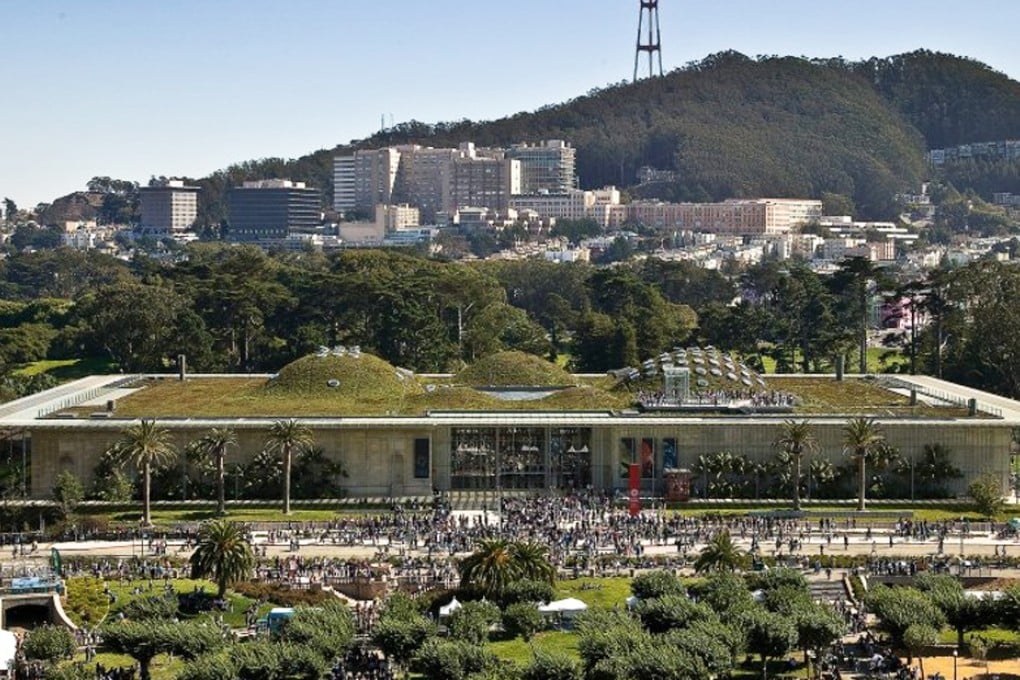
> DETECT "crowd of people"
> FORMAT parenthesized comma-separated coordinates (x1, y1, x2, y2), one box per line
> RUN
(638, 387, 797, 410)
(332, 646, 395, 680)
(38, 494, 1018, 598)
(5, 493, 1018, 680)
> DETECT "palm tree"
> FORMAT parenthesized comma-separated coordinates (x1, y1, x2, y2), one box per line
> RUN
(459, 538, 519, 598)
(189, 518, 255, 598)
(510, 540, 556, 584)
(694, 530, 745, 573)
(774, 420, 818, 511)
(193, 427, 237, 516)
(263, 419, 313, 515)
(843, 416, 885, 511)
(106, 419, 177, 527)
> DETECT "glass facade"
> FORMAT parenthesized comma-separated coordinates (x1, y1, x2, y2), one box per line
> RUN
(450, 427, 591, 490)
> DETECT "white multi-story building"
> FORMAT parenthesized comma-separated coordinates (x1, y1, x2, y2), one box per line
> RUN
(376, 203, 419, 231)
(509, 186, 621, 229)
(506, 140, 576, 194)
(138, 180, 199, 234)
(333, 156, 356, 212)
(333, 148, 402, 214)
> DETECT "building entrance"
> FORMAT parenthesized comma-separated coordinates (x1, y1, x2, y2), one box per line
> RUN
(450, 426, 592, 491)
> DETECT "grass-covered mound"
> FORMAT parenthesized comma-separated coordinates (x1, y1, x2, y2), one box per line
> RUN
(536, 385, 628, 410)
(455, 351, 575, 387)
(404, 386, 503, 412)
(267, 352, 422, 400)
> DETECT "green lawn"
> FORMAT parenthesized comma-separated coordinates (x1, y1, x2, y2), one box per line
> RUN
(489, 630, 578, 666)
(938, 626, 1020, 650)
(92, 507, 386, 526)
(58, 651, 183, 680)
(105, 578, 263, 628)
(65, 577, 273, 629)
(555, 577, 632, 609)
(15, 357, 116, 379)
(760, 347, 907, 375)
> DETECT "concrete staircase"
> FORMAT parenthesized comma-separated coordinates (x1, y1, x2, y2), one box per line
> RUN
(807, 577, 848, 603)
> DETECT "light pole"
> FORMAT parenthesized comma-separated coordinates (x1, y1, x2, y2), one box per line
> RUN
(953, 649, 958, 680)
(959, 528, 965, 575)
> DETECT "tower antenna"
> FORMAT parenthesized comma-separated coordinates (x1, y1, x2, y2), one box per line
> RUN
(633, 0, 663, 82)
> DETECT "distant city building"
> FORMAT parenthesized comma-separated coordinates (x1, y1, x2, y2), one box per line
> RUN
(227, 180, 320, 242)
(636, 166, 678, 184)
(506, 140, 576, 194)
(993, 192, 1020, 207)
(61, 219, 98, 234)
(928, 140, 1020, 167)
(376, 203, 420, 231)
(544, 246, 590, 263)
(333, 139, 573, 220)
(509, 186, 621, 228)
(393, 145, 460, 222)
(337, 203, 420, 244)
(627, 198, 822, 236)
(332, 156, 357, 212)
(447, 154, 520, 213)
(138, 180, 199, 234)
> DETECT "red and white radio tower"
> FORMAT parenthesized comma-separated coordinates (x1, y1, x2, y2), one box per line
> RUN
(633, 0, 664, 82)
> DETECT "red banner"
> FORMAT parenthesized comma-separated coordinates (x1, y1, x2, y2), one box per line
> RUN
(628, 463, 641, 517)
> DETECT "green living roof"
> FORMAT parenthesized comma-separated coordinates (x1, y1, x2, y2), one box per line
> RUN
(92, 350, 973, 419)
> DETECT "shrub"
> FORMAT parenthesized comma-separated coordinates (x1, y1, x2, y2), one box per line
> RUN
(969, 474, 1006, 518)
(231, 581, 330, 607)
(63, 577, 110, 626)
(630, 570, 686, 601)
(447, 600, 500, 645)
(523, 651, 582, 680)
(22, 625, 75, 661)
(503, 602, 543, 641)
(413, 638, 495, 680)
(52, 471, 84, 518)
(120, 594, 178, 621)
(499, 579, 555, 608)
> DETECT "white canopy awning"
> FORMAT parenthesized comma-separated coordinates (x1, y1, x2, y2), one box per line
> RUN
(439, 597, 463, 618)
(0, 629, 16, 671)
(538, 597, 589, 615)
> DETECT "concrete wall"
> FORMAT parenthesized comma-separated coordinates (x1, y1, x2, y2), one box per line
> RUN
(30, 425, 435, 499)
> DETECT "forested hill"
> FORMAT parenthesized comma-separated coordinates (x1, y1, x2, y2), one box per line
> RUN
(360, 52, 925, 218)
(847, 50, 1020, 150)
(91, 51, 1020, 226)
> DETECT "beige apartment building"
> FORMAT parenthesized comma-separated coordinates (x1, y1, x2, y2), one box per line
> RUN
(446, 153, 521, 213)
(627, 198, 823, 236)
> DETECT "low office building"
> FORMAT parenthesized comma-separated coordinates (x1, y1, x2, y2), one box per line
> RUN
(227, 180, 320, 242)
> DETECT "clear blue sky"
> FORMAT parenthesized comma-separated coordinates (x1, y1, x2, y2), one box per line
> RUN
(4, 0, 1020, 207)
